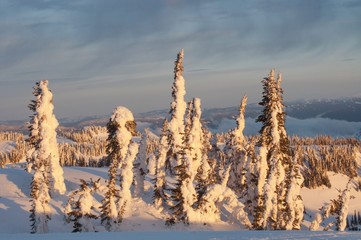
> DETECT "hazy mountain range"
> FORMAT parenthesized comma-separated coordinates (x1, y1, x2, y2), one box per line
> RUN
(1, 97, 361, 136)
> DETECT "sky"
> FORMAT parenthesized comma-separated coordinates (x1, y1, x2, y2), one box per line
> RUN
(0, 0, 360, 121)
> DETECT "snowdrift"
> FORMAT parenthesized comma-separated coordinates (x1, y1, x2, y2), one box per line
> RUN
(1, 166, 361, 239)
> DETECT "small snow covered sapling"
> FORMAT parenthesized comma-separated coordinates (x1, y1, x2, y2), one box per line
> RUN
(65, 178, 101, 232)
(310, 179, 354, 231)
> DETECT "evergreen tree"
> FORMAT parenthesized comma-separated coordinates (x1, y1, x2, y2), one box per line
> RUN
(134, 131, 148, 198)
(224, 95, 248, 194)
(153, 119, 169, 209)
(195, 127, 213, 204)
(336, 179, 352, 231)
(65, 179, 99, 232)
(285, 164, 304, 230)
(100, 106, 138, 231)
(197, 165, 251, 227)
(117, 142, 139, 222)
(27, 80, 66, 195)
(166, 152, 191, 225)
(167, 98, 211, 225)
(165, 49, 187, 175)
(30, 158, 51, 234)
(253, 70, 296, 230)
(242, 138, 259, 218)
(184, 98, 204, 207)
(28, 80, 66, 233)
(310, 179, 353, 231)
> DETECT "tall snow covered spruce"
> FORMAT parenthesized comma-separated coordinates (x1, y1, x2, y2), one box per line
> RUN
(224, 95, 248, 194)
(27, 80, 66, 195)
(174, 98, 206, 223)
(100, 106, 138, 231)
(28, 80, 66, 233)
(166, 49, 187, 175)
(253, 70, 302, 230)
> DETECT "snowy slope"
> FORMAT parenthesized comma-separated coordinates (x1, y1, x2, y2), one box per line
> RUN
(1, 231, 361, 240)
(1, 166, 361, 239)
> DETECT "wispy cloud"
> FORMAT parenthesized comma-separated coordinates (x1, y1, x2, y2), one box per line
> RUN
(0, 0, 360, 120)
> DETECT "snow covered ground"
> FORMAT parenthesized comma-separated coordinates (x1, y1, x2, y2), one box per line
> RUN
(1, 166, 361, 239)
(1, 231, 361, 240)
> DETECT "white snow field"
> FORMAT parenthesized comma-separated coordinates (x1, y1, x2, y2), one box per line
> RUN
(1, 166, 361, 239)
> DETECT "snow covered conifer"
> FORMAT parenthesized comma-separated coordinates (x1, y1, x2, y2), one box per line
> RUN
(167, 98, 208, 224)
(134, 131, 148, 198)
(195, 127, 213, 203)
(285, 164, 304, 230)
(310, 179, 353, 231)
(28, 80, 66, 233)
(166, 153, 191, 225)
(100, 106, 138, 230)
(153, 119, 169, 208)
(65, 179, 99, 232)
(184, 98, 204, 206)
(117, 142, 139, 221)
(242, 138, 259, 217)
(30, 159, 51, 233)
(337, 179, 353, 231)
(27, 80, 66, 195)
(166, 49, 187, 175)
(253, 70, 296, 230)
(225, 95, 248, 194)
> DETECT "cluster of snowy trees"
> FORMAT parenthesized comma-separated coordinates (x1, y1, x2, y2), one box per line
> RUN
(59, 126, 108, 145)
(58, 142, 107, 167)
(4, 49, 359, 233)
(0, 131, 27, 167)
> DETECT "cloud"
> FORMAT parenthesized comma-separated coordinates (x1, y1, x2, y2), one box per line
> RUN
(0, 0, 360, 120)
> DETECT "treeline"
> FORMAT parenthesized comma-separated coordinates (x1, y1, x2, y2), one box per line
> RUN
(1, 128, 360, 190)
(0, 131, 27, 168)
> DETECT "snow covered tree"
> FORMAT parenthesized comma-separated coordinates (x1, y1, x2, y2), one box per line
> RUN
(197, 165, 251, 227)
(134, 131, 149, 198)
(165, 49, 187, 175)
(167, 98, 211, 225)
(28, 80, 66, 233)
(100, 106, 138, 231)
(224, 95, 248, 194)
(310, 179, 353, 231)
(30, 159, 51, 234)
(285, 164, 304, 230)
(166, 152, 191, 225)
(242, 138, 259, 218)
(27, 80, 66, 195)
(253, 70, 296, 230)
(117, 142, 139, 221)
(195, 127, 213, 204)
(65, 179, 100, 232)
(153, 119, 169, 209)
(337, 179, 353, 231)
(184, 98, 204, 205)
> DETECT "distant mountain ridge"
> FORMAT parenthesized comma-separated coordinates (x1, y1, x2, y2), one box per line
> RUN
(1, 97, 361, 132)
